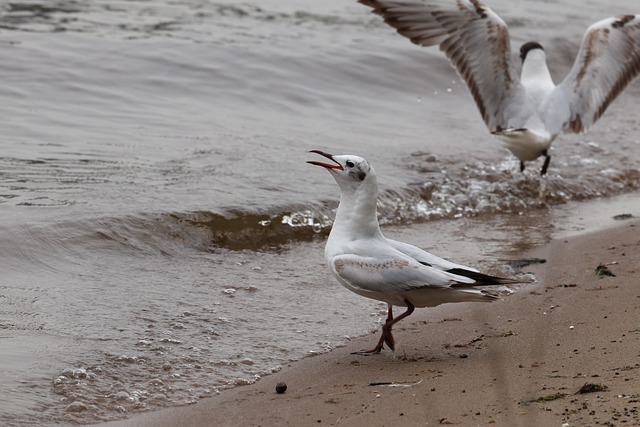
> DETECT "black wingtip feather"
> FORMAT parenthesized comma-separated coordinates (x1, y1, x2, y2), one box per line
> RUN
(447, 268, 517, 286)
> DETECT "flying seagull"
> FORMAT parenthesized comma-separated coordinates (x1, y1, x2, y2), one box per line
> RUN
(308, 150, 515, 354)
(358, 0, 640, 174)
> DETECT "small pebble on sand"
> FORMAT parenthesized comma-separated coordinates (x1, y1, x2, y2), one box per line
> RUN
(276, 382, 287, 394)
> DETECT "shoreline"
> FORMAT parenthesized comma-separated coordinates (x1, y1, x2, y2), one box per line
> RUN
(100, 215, 640, 427)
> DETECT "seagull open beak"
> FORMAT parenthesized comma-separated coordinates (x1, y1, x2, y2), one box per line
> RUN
(307, 150, 344, 170)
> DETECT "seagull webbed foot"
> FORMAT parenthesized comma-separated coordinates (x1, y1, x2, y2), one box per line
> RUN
(351, 334, 386, 356)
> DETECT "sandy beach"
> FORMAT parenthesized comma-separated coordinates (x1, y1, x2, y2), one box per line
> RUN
(100, 216, 640, 427)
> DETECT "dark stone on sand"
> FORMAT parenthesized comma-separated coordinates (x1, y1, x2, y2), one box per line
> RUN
(276, 382, 287, 394)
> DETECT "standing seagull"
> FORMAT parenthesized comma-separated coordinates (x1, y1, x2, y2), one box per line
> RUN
(358, 0, 640, 175)
(308, 150, 515, 355)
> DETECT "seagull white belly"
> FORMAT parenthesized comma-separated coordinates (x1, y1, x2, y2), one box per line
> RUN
(340, 282, 410, 307)
(402, 287, 495, 307)
(335, 277, 494, 308)
(493, 128, 556, 161)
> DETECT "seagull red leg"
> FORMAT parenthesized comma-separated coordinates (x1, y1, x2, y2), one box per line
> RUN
(352, 300, 415, 355)
(382, 300, 415, 351)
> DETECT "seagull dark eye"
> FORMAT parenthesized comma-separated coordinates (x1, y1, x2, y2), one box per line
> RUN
(346, 161, 355, 168)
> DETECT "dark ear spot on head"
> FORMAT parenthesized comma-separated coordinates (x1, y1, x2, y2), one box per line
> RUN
(349, 170, 366, 181)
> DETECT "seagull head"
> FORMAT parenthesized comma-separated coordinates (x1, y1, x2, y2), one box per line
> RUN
(307, 150, 375, 193)
(519, 41, 544, 62)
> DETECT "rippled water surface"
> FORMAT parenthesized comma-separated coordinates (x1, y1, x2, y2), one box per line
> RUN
(1, 0, 640, 425)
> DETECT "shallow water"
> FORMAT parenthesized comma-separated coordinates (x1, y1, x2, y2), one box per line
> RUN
(1, 0, 639, 425)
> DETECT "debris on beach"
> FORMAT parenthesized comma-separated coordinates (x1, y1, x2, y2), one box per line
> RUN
(275, 382, 287, 394)
(576, 382, 608, 394)
(612, 213, 634, 221)
(369, 379, 423, 388)
(535, 392, 566, 402)
(595, 263, 616, 278)
(506, 258, 546, 269)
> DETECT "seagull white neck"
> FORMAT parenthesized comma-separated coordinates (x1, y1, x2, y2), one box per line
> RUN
(520, 50, 555, 87)
(329, 180, 384, 243)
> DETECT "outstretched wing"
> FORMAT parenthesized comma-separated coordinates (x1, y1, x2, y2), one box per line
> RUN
(359, 0, 527, 131)
(555, 15, 640, 133)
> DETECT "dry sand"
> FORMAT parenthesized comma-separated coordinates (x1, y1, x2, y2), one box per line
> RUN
(102, 219, 640, 427)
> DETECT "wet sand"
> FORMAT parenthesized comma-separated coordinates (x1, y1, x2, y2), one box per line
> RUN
(100, 217, 640, 426)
